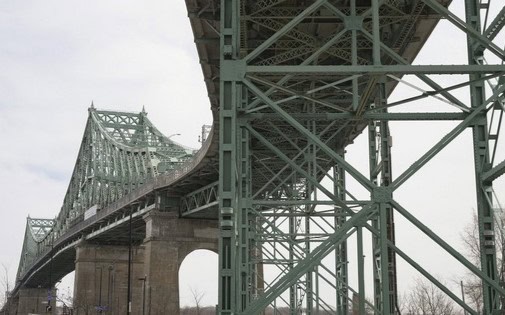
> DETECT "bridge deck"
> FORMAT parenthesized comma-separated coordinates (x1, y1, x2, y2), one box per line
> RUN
(184, 0, 451, 194)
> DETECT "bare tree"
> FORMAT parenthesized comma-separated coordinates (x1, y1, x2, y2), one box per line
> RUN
(0, 264, 12, 313)
(57, 286, 74, 312)
(403, 278, 456, 315)
(460, 208, 505, 313)
(189, 287, 205, 315)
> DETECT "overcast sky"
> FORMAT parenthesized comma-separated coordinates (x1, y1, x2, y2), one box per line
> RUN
(0, 0, 504, 309)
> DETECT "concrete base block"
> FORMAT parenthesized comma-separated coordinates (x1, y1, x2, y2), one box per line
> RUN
(73, 243, 144, 315)
(17, 287, 56, 315)
(143, 211, 218, 315)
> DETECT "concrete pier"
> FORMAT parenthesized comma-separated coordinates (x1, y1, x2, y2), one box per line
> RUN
(17, 287, 56, 315)
(73, 243, 144, 314)
(142, 210, 218, 314)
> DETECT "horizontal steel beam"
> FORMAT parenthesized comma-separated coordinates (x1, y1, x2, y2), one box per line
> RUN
(246, 65, 505, 75)
(243, 112, 468, 121)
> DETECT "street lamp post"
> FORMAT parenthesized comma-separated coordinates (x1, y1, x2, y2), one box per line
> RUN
(47, 235, 54, 313)
(168, 133, 181, 140)
(127, 210, 132, 314)
(97, 266, 103, 313)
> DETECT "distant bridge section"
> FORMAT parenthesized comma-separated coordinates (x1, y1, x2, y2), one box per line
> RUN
(9, 107, 219, 314)
(16, 107, 195, 282)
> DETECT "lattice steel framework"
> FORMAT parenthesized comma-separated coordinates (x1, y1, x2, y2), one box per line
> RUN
(218, 0, 505, 314)
(15, 106, 193, 282)
(15, 218, 55, 281)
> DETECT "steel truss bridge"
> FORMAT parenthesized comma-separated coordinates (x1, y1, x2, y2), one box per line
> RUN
(6, 0, 505, 314)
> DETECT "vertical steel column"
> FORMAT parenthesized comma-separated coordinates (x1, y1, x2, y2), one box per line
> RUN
(464, 0, 500, 313)
(368, 119, 381, 313)
(238, 122, 252, 311)
(357, 225, 366, 315)
(305, 214, 313, 314)
(351, 0, 359, 111)
(289, 207, 297, 315)
(334, 156, 349, 315)
(288, 178, 302, 315)
(373, 1, 397, 311)
(378, 82, 397, 314)
(219, 0, 241, 313)
(369, 80, 396, 314)
(305, 101, 317, 314)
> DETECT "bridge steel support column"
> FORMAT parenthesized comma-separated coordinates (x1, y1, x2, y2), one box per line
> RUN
(143, 210, 218, 315)
(334, 154, 349, 315)
(73, 243, 144, 314)
(368, 80, 397, 314)
(465, 0, 500, 312)
(218, 0, 245, 314)
(217, 0, 505, 314)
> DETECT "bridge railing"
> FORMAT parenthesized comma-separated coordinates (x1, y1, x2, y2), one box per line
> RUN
(154, 126, 214, 189)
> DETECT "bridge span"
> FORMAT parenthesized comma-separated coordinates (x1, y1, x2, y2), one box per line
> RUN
(4, 0, 505, 314)
(9, 107, 220, 314)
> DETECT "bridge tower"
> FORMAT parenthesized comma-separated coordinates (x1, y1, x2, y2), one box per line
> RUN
(217, 0, 505, 314)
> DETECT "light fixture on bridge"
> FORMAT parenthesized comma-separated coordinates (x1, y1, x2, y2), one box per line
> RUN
(168, 133, 181, 139)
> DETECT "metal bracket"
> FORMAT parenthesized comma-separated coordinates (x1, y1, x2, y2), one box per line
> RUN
(372, 187, 393, 203)
(221, 60, 246, 81)
(344, 16, 363, 31)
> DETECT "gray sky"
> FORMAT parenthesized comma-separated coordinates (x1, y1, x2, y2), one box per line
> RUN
(0, 0, 504, 309)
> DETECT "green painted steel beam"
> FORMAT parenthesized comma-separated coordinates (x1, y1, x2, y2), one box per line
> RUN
(482, 159, 505, 183)
(244, 112, 468, 121)
(246, 65, 505, 75)
(484, 5, 505, 41)
(465, 1, 501, 311)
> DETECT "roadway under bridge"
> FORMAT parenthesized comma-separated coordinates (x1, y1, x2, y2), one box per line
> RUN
(3, 0, 505, 314)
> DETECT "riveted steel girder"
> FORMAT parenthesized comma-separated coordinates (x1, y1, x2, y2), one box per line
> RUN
(217, 0, 505, 314)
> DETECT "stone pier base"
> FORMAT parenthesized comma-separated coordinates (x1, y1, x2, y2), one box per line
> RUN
(17, 287, 56, 315)
(73, 243, 144, 314)
(143, 211, 218, 315)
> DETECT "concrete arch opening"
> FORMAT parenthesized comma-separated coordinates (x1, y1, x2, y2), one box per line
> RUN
(56, 271, 75, 309)
(179, 249, 218, 313)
